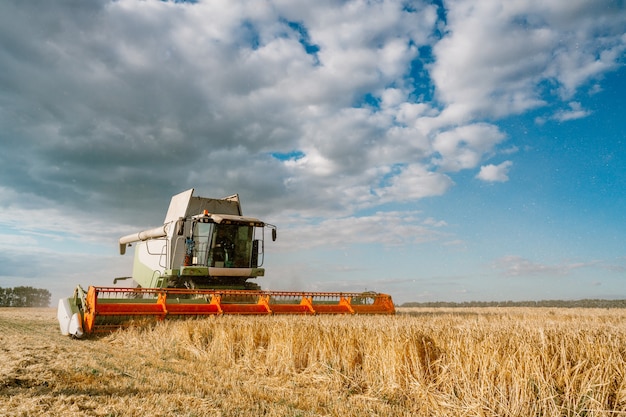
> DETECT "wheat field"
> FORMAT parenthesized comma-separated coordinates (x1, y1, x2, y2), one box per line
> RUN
(1, 307, 625, 416)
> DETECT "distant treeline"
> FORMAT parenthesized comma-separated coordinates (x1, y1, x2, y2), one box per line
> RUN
(400, 299, 626, 308)
(0, 286, 51, 307)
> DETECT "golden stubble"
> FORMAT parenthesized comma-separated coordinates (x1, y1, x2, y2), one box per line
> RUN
(1, 307, 625, 416)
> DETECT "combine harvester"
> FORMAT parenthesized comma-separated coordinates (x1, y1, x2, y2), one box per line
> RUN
(58, 189, 395, 337)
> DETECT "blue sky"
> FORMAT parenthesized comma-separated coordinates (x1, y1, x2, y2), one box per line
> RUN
(1, 0, 625, 304)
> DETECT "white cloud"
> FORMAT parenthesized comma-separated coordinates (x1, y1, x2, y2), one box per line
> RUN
(491, 255, 597, 277)
(377, 164, 454, 202)
(1, 0, 623, 222)
(476, 161, 513, 182)
(0, 187, 132, 247)
(0, 0, 452, 221)
(432, 124, 506, 172)
(272, 211, 448, 252)
(553, 101, 591, 122)
(431, 0, 626, 121)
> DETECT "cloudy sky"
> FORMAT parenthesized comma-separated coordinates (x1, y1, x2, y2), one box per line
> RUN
(1, 0, 625, 305)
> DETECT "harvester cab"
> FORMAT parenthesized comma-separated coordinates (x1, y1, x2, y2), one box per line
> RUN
(117, 188, 276, 291)
(58, 188, 394, 338)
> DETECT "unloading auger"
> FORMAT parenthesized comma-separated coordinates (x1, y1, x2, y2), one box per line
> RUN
(57, 189, 395, 337)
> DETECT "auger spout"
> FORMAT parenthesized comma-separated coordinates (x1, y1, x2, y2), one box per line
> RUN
(119, 225, 168, 255)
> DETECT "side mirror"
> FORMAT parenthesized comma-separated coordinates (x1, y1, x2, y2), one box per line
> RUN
(272, 228, 277, 241)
